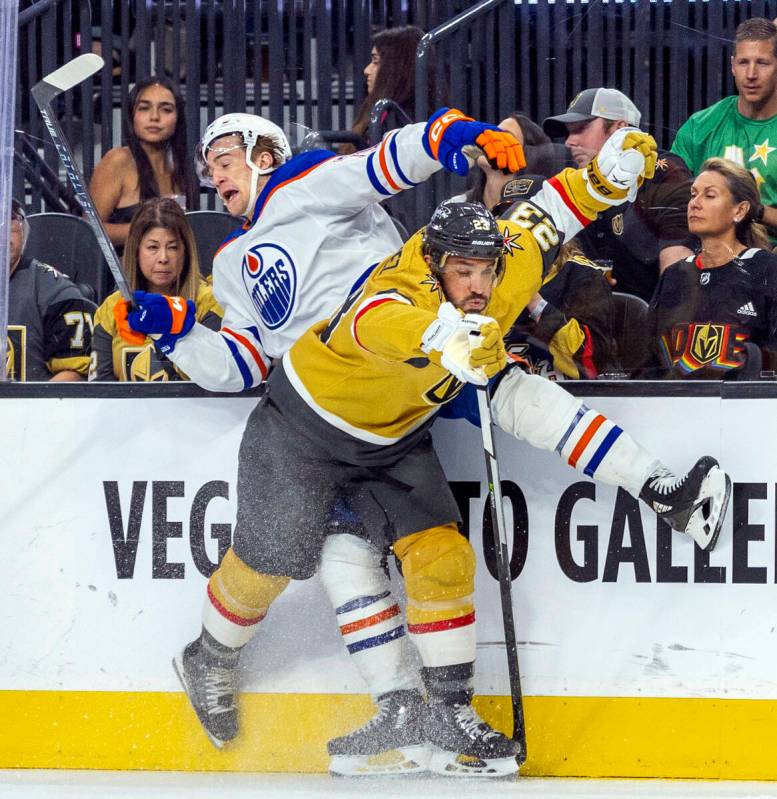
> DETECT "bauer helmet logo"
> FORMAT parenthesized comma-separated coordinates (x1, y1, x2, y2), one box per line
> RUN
(242, 243, 297, 329)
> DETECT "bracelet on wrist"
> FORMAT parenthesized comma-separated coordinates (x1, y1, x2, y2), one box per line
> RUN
(529, 298, 548, 322)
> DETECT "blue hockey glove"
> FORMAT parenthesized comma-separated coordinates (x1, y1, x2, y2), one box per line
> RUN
(423, 107, 526, 177)
(127, 290, 195, 354)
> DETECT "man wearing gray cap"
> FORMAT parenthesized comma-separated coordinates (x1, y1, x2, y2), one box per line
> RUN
(543, 88, 694, 302)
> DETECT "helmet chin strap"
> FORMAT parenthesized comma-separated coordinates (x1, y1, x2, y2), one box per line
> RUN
(240, 138, 276, 218)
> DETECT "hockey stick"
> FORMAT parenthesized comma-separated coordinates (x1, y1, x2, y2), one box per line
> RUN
(31, 54, 132, 301)
(476, 385, 527, 766)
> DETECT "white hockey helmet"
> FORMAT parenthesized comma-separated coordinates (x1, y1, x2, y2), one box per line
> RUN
(195, 112, 292, 216)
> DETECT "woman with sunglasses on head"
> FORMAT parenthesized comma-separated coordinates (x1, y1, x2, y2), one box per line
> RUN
(646, 157, 777, 379)
(89, 76, 199, 252)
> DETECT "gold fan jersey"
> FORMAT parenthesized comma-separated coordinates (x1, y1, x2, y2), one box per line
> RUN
(284, 165, 611, 445)
(89, 281, 222, 381)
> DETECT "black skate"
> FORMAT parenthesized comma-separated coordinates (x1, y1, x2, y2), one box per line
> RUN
(173, 640, 239, 748)
(640, 456, 732, 551)
(328, 689, 429, 776)
(424, 701, 520, 778)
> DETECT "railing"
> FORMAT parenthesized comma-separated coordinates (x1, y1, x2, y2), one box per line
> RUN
(413, 0, 514, 225)
(14, 0, 776, 226)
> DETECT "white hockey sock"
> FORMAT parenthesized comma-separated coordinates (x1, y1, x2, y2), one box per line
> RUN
(555, 405, 660, 496)
(492, 369, 659, 497)
(321, 533, 418, 697)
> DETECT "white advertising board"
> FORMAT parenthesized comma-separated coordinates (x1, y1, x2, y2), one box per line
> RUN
(2, 393, 775, 703)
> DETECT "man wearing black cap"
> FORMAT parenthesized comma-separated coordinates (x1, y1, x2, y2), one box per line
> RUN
(543, 88, 694, 302)
(5, 199, 95, 381)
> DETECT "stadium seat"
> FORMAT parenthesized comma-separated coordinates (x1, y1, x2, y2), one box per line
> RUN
(185, 211, 243, 278)
(610, 291, 650, 376)
(26, 212, 110, 303)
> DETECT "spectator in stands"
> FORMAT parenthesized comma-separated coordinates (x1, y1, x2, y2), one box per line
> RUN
(89, 76, 199, 251)
(89, 198, 221, 381)
(5, 199, 94, 382)
(672, 18, 777, 238)
(646, 158, 777, 380)
(543, 87, 694, 302)
(496, 175, 615, 379)
(463, 113, 549, 208)
(342, 25, 427, 153)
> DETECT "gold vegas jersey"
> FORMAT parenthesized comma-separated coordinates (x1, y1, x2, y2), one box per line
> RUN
(90, 282, 222, 381)
(285, 222, 542, 444)
(283, 164, 616, 445)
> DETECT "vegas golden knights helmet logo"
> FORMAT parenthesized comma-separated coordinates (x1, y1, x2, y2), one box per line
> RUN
(612, 213, 624, 236)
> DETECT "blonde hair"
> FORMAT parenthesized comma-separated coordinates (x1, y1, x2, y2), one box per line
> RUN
(123, 197, 202, 301)
(698, 157, 770, 250)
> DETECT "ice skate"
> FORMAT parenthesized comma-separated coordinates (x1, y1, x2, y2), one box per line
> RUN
(424, 700, 520, 778)
(328, 689, 430, 776)
(173, 639, 239, 748)
(640, 455, 732, 551)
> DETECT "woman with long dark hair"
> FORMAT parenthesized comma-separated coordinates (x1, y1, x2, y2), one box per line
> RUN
(342, 26, 428, 154)
(89, 76, 199, 249)
(647, 157, 777, 379)
(89, 198, 220, 381)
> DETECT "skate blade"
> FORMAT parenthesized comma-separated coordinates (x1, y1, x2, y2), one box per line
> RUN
(427, 747, 519, 778)
(172, 654, 227, 751)
(329, 745, 430, 776)
(685, 467, 732, 552)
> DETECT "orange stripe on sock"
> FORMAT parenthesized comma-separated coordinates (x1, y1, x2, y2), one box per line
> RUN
(339, 604, 401, 636)
(568, 414, 606, 468)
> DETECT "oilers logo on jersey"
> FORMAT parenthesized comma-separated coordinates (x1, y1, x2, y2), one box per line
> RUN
(242, 243, 297, 329)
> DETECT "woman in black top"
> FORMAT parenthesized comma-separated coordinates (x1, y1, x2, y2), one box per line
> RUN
(89, 76, 198, 251)
(647, 157, 777, 379)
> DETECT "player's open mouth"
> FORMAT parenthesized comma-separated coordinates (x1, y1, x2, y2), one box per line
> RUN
(222, 189, 238, 204)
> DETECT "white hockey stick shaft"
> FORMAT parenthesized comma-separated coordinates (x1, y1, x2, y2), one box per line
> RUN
(31, 54, 132, 301)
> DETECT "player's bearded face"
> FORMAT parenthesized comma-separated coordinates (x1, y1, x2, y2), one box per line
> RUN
(439, 255, 497, 313)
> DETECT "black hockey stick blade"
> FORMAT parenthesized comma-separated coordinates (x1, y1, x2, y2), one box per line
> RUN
(32, 55, 133, 302)
(476, 386, 528, 765)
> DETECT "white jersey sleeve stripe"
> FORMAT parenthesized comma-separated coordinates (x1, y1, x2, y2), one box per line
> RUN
(222, 327, 270, 385)
(387, 130, 419, 187)
(351, 292, 411, 351)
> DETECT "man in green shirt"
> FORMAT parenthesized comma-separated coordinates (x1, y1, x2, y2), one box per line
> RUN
(672, 17, 777, 229)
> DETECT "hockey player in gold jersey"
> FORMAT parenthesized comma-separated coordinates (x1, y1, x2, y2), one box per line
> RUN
(167, 129, 731, 777)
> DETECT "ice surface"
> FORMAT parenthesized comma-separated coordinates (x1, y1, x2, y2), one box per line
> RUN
(2, 772, 777, 799)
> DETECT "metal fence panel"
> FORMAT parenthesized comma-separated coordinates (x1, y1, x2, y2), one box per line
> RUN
(15, 0, 777, 229)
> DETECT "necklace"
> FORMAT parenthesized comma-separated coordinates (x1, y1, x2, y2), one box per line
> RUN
(699, 241, 746, 268)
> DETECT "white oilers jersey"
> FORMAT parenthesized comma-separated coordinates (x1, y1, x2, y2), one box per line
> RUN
(166, 122, 442, 391)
